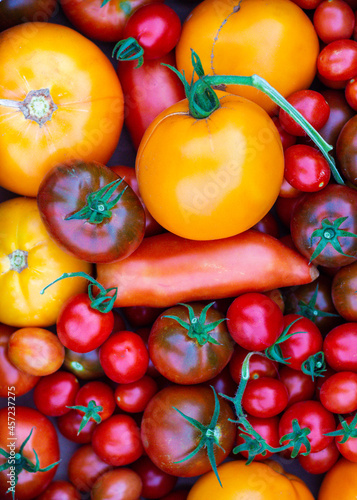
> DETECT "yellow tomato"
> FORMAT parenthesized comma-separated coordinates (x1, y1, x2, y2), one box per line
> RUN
(0, 197, 91, 327)
(0, 22, 123, 196)
(187, 460, 314, 500)
(318, 458, 357, 500)
(136, 93, 284, 240)
(176, 0, 319, 114)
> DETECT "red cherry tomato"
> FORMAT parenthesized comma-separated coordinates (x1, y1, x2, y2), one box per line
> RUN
(229, 346, 278, 383)
(318, 40, 357, 81)
(323, 323, 357, 371)
(236, 415, 280, 461)
(271, 116, 297, 150)
(242, 377, 289, 418)
(298, 441, 340, 474)
(284, 144, 331, 192)
(33, 371, 79, 417)
(131, 455, 178, 499)
(334, 414, 357, 461)
(72, 381, 116, 423)
(313, 0, 355, 43)
(68, 444, 112, 493)
(320, 371, 357, 413)
(279, 176, 303, 198)
(279, 365, 316, 407)
(114, 375, 158, 413)
(345, 78, 357, 111)
(35, 480, 81, 500)
(57, 410, 97, 444)
(319, 89, 355, 147)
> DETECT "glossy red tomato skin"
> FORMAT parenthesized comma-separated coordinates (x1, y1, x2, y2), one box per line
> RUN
(226, 293, 284, 351)
(236, 415, 280, 461)
(336, 115, 357, 186)
(280, 314, 323, 371)
(33, 371, 79, 417)
(331, 261, 357, 321)
(279, 365, 316, 407)
(122, 3, 181, 59)
(148, 303, 234, 385)
(92, 414, 143, 466)
(37, 160, 145, 263)
(313, 0, 355, 43)
(284, 144, 331, 192)
(74, 381, 116, 421)
(60, 0, 164, 42)
(141, 385, 235, 477)
(57, 409, 97, 444)
(116, 51, 185, 149)
(242, 377, 289, 418)
(68, 444, 112, 493)
(279, 400, 336, 454)
(345, 78, 357, 111)
(91, 468, 143, 500)
(131, 456, 178, 499)
(56, 294, 114, 353)
(319, 89, 355, 148)
(100, 331, 149, 384)
(271, 116, 297, 150)
(279, 90, 330, 136)
(334, 415, 357, 461)
(35, 480, 81, 500)
(298, 441, 340, 474)
(323, 323, 357, 371)
(318, 40, 357, 81)
(0, 407, 60, 500)
(320, 371, 357, 413)
(115, 375, 158, 413)
(229, 346, 278, 383)
(291, 184, 357, 268)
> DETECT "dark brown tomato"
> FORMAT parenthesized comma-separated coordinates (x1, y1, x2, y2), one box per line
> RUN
(37, 160, 145, 263)
(148, 303, 234, 384)
(140, 385, 236, 477)
(0, 0, 57, 30)
(336, 115, 357, 186)
(291, 184, 357, 267)
(332, 260, 357, 321)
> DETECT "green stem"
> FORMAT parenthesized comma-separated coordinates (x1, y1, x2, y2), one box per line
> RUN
(112, 37, 144, 68)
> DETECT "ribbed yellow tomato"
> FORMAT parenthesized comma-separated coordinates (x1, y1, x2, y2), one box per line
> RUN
(176, 0, 319, 114)
(0, 22, 123, 196)
(136, 92, 284, 240)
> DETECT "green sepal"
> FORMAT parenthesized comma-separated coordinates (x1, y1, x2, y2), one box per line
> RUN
(279, 418, 311, 458)
(265, 317, 305, 365)
(324, 413, 357, 444)
(301, 351, 326, 381)
(309, 217, 357, 263)
(66, 399, 104, 434)
(112, 37, 144, 68)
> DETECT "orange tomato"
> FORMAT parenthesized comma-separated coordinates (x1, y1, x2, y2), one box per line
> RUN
(176, 0, 319, 114)
(318, 458, 357, 500)
(187, 460, 314, 500)
(0, 23, 123, 196)
(0, 197, 91, 327)
(136, 92, 284, 240)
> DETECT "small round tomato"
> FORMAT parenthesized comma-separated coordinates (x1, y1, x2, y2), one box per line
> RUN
(331, 261, 357, 321)
(320, 371, 357, 413)
(319, 89, 355, 147)
(298, 441, 340, 474)
(148, 302, 234, 384)
(68, 445, 111, 493)
(92, 414, 143, 466)
(8, 327, 64, 376)
(333, 415, 357, 461)
(235, 415, 280, 461)
(122, 304, 164, 327)
(227, 293, 284, 351)
(35, 480, 81, 500)
(323, 323, 357, 371)
(37, 160, 145, 264)
(71, 381, 116, 430)
(336, 115, 357, 187)
(91, 468, 142, 500)
(271, 116, 297, 150)
(284, 145, 331, 192)
(279, 177, 303, 199)
(279, 365, 316, 407)
(0, 0, 57, 30)
(99, 331, 149, 384)
(317, 40, 357, 81)
(205, 365, 237, 399)
(33, 371, 79, 417)
(115, 375, 158, 413)
(275, 194, 305, 228)
(252, 212, 280, 238)
(229, 346, 278, 383)
(345, 78, 357, 111)
(64, 348, 104, 380)
(57, 410, 97, 444)
(131, 456, 178, 499)
(313, 0, 355, 43)
(242, 377, 289, 418)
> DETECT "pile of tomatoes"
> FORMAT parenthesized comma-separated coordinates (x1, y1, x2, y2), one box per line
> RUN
(0, 0, 357, 498)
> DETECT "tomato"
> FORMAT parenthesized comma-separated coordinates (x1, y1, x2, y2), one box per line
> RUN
(68, 444, 111, 493)
(319, 89, 355, 148)
(298, 441, 340, 474)
(323, 323, 357, 371)
(91, 468, 142, 500)
(345, 78, 357, 111)
(331, 261, 357, 320)
(313, 0, 355, 43)
(38, 160, 145, 263)
(116, 51, 185, 149)
(33, 371, 79, 417)
(0, 323, 39, 397)
(318, 458, 357, 499)
(317, 40, 357, 82)
(160, 491, 189, 500)
(114, 375, 158, 413)
(291, 184, 357, 268)
(92, 414, 143, 466)
(292, 0, 323, 8)
(8, 327, 65, 376)
(235, 415, 280, 461)
(271, 116, 297, 150)
(226, 293, 284, 351)
(187, 460, 314, 499)
(0, 23, 123, 196)
(63, 347, 105, 380)
(275, 194, 305, 228)
(131, 456, 178, 499)
(176, 0, 319, 114)
(0, 0, 57, 30)
(60, 0, 163, 42)
(57, 410, 97, 444)
(148, 302, 234, 384)
(284, 145, 331, 192)
(320, 371, 357, 413)
(99, 330, 149, 383)
(333, 415, 357, 461)
(121, 3, 181, 60)
(141, 385, 235, 477)
(252, 212, 280, 238)
(279, 365, 316, 407)
(229, 346, 278, 384)
(0, 407, 60, 500)
(279, 400, 336, 454)
(336, 115, 357, 186)
(123, 305, 164, 327)
(35, 480, 81, 500)
(97, 231, 318, 308)
(242, 377, 289, 418)
(136, 91, 284, 240)
(279, 177, 303, 199)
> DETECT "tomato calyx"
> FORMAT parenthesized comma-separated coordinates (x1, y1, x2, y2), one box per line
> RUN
(297, 284, 340, 322)
(0, 428, 61, 498)
(66, 399, 103, 434)
(0, 88, 57, 128)
(309, 216, 357, 263)
(279, 418, 312, 458)
(301, 351, 327, 381)
(8, 249, 28, 273)
(65, 178, 128, 225)
(163, 302, 225, 346)
(173, 386, 224, 486)
(112, 37, 144, 68)
(41, 272, 118, 313)
(264, 317, 304, 365)
(324, 413, 357, 443)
